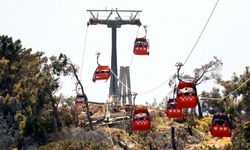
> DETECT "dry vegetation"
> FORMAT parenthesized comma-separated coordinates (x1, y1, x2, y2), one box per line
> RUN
(38, 110, 232, 150)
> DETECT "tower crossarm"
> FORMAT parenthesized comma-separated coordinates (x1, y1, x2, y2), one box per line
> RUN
(87, 9, 142, 26)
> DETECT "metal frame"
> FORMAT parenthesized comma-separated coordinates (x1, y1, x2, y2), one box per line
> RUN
(87, 9, 142, 102)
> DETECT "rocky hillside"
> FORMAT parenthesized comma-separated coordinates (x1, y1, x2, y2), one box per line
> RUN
(0, 108, 232, 150)
(36, 110, 231, 150)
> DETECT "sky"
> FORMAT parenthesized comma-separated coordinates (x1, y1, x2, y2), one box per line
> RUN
(0, 0, 249, 105)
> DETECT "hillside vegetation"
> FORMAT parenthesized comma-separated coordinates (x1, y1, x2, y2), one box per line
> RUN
(0, 35, 249, 149)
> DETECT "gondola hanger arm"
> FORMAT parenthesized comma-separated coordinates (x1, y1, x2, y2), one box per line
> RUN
(96, 51, 101, 66)
(175, 62, 184, 82)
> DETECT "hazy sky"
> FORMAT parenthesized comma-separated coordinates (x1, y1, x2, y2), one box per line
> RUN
(1, 0, 249, 104)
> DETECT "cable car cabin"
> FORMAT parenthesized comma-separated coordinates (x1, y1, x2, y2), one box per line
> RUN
(75, 95, 85, 111)
(175, 82, 198, 108)
(211, 114, 232, 137)
(133, 37, 149, 55)
(131, 108, 151, 131)
(166, 99, 184, 119)
(123, 104, 134, 112)
(92, 65, 111, 82)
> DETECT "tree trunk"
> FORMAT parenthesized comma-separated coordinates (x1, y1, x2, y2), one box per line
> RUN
(50, 94, 62, 131)
(81, 93, 93, 130)
(171, 127, 176, 150)
(71, 64, 93, 130)
(197, 100, 203, 118)
(187, 125, 193, 136)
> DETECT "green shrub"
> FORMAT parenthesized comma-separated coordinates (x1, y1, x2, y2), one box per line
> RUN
(243, 121, 250, 142)
(25, 117, 45, 141)
(195, 116, 212, 133)
(230, 123, 250, 150)
(15, 111, 27, 135)
(38, 140, 112, 150)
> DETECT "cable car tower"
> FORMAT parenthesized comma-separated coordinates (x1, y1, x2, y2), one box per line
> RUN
(87, 9, 142, 103)
(118, 66, 132, 105)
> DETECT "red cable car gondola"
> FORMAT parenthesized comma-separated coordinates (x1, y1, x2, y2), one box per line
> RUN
(75, 95, 85, 111)
(211, 114, 232, 137)
(133, 37, 149, 55)
(133, 25, 150, 56)
(131, 107, 151, 131)
(166, 99, 184, 119)
(175, 82, 198, 108)
(92, 65, 111, 82)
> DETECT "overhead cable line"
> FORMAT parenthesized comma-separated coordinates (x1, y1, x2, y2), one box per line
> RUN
(134, 0, 221, 96)
(199, 77, 250, 100)
(110, 69, 133, 93)
(129, 26, 140, 68)
(111, 68, 174, 96)
(112, 26, 144, 95)
(137, 79, 170, 96)
(80, 26, 89, 80)
(183, 0, 220, 66)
